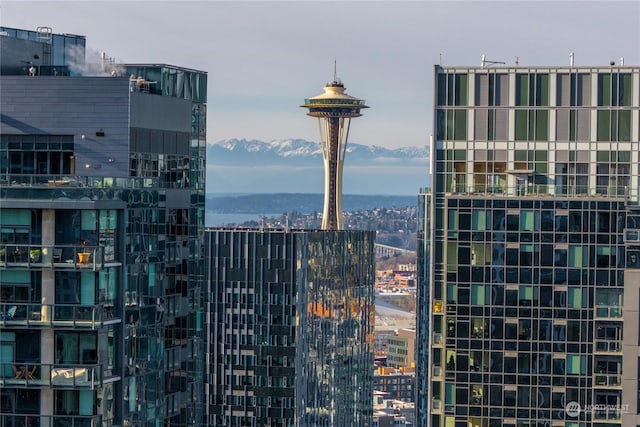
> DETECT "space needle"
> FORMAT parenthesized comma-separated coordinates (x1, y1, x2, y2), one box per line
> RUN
(301, 65, 369, 230)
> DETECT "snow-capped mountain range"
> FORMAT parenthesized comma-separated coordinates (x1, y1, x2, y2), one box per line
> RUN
(207, 138, 429, 165)
(206, 138, 430, 195)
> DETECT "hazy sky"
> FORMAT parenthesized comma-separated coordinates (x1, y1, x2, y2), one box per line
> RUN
(2, 1, 639, 149)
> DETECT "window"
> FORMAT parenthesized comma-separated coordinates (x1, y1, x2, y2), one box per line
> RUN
(436, 109, 467, 141)
(597, 109, 631, 141)
(557, 73, 590, 106)
(437, 73, 468, 106)
(516, 73, 549, 106)
(598, 73, 632, 106)
(0, 135, 73, 176)
(515, 109, 548, 141)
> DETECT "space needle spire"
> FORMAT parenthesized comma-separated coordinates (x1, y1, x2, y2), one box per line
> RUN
(301, 65, 369, 230)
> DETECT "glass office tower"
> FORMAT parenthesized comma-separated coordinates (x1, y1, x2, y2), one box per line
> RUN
(0, 27, 206, 427)
(206, 229, 375, 427)
(418, 65, 640, 427)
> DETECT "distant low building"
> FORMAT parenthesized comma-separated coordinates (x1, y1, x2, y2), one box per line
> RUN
(373, 366, 415, 403)
(387, 328, 416, 368)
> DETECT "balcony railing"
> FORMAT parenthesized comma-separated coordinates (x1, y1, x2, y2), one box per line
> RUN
(593, 406, 622, 420)
(1, 414, 102, 427)
(432, 333, 443, 346)
(0, 302, 119, 328)
(445, 183, 635, 202)
(595, 340, 622, 353)
(0, 362, 117, 389)
(594, 373, 622, 387)
(0, 244, 118, 270)
(595, 305, 623, 319)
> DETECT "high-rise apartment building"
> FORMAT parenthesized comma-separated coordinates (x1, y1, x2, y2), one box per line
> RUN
(418, 64, 640, 427)
(205, 229, 375, 426)
(0, 26, 206, 427)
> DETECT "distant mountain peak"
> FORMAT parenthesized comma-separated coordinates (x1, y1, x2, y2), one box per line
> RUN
(208, 138, 428, 165)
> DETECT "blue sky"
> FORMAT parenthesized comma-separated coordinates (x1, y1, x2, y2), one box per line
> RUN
(2, 1, 639, 149)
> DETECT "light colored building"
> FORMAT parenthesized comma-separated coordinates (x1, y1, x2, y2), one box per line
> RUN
(418, 64, 640, 427)
(387, 328, 416, 369)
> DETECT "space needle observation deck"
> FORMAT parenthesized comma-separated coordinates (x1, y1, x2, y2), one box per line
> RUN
(301, 70, 368, 230)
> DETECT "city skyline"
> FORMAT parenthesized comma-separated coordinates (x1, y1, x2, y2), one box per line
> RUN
(2, 1, 639, 150)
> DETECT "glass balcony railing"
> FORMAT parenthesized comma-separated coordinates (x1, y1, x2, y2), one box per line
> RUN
(1, 414, 103, 427)
(445, 183, 636, 202)
(0, 362, 116, 388)
(593, 406, 622, 420)
(594, 373, 622, 387)
(595, 340, 622, 353)
(0, 302, 119, 327)
(0, 244, 118, 270)
(595, 305, 623, 318)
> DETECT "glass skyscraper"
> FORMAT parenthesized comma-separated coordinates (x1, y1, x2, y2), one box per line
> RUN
(418, 65, 640, 427)
(205, 229, 375, 427)
(0, 27, 206, 427)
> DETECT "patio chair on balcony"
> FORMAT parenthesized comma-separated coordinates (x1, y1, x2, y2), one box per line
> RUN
(53, 248, 62, 263)
(0, 305, 17, 320)
(27, 365, 38, 380)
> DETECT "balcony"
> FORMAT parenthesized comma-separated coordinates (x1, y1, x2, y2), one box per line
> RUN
(432, 365, 442, 379)
(595, 305, 623, 319)
(594, 373, 622, 387)
(1, 414, 102, 427)
(0, 244, 118, 270)
(0, 362, 119, 389)
(594, 340, 622, 354)
(431, 398, 442, 414)
(0, 302, 119, 328)
(433, 300, 443, 314)
(432, 333, 443, 347)
(592, 406, 622, 421)
(445, 183, 634, 201)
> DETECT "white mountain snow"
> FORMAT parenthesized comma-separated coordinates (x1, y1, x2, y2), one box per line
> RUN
(208, 138, 428, 165)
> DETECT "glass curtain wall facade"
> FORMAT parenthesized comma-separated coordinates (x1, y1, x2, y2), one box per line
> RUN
(206, 229, 375, 427)
(0, 28, 206, 427)
(418, 65, 640, 427)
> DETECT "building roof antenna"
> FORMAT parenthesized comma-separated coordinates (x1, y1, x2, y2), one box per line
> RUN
(481, 54, 506, 68)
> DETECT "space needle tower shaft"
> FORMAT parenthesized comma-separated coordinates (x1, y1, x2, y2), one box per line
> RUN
(301, 66, 369, 230)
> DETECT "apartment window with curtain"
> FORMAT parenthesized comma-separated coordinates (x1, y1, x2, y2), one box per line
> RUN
(556, 73, 591, 141)
(474, 73, 509, 141)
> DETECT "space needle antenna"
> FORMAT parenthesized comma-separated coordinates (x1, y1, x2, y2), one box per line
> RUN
(333, 59, 337, 82)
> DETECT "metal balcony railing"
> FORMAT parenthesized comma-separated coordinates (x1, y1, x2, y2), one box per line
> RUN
(595, 305, 623, 318)
(0, 362, 115, 389)
(594, 373, 622, 387)
(445, 183, 636, 202)
(595, 340, 622, 353)
(1, 414, 103, 427)
(0, 244, 118, 270)
(0, 302, 118, 328)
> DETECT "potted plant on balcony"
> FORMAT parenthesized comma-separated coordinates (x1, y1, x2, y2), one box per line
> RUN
(29, 248, 42, 262)
(77, 239, 91, 264)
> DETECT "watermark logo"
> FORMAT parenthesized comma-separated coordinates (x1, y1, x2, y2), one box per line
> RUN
(565, 401, 580, 417)
(565, 401, 629, 418)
